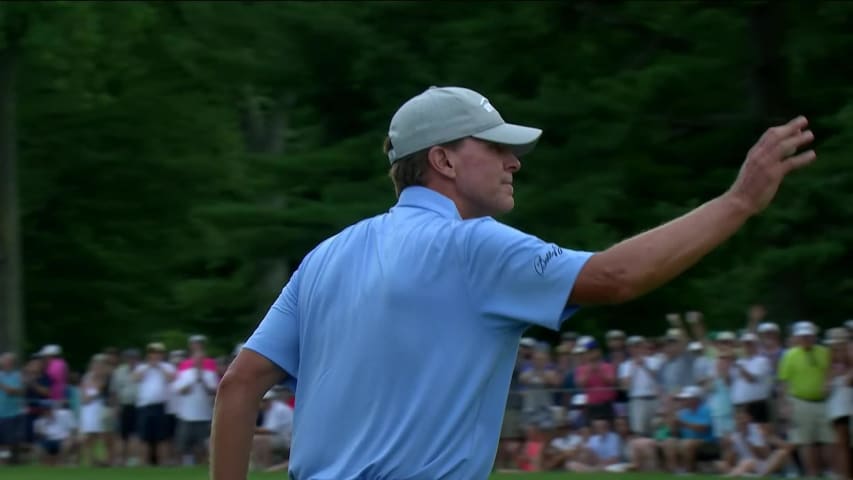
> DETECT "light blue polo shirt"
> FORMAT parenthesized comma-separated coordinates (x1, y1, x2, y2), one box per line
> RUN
(0, 370, 23, 418)
(244, 186, 593, 480)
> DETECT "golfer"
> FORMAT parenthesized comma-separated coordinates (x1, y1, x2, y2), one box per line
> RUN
(211, 86, 816, 480)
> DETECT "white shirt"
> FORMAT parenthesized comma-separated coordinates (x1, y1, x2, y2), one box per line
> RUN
(262, 400, 294, 444)
(730, 355, 771, 404)
(618, 356, 662, 398)
(550, 434, 584, 452)
(134, 362, 176, 406)
(35, 409, 77, 441)
(692, 356, 714, 384)
(729, 424, 765, 460)
(171, 368, 218, 421)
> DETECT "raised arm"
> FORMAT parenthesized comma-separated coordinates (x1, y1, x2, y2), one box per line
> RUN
(569, 117, 815, 305)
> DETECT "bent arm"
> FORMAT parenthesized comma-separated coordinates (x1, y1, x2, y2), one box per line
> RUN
(210, 349, 286, 480)
(569, 194, 750, 305)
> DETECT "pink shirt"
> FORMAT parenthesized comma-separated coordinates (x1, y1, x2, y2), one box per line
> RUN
(177, 357, 218, 373)
(46, 358, 68, 401)
(575, 362, 617, 404)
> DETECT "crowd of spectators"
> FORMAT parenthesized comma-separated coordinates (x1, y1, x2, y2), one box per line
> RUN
(496, 307, 853, 480)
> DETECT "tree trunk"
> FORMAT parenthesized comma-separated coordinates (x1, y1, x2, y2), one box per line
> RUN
(0, 44, 22, 355)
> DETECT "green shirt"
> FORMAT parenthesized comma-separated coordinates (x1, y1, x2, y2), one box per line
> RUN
(777, 345, 830, 401)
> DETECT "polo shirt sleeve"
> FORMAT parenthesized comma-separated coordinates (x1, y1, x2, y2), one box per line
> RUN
(462, 218, 594, 330)
(244, 268, 301, 385)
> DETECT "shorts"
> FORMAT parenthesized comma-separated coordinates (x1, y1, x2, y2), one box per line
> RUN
(119, 405, 137, 440)
(137, 403, 167, 444)
(500, 409, 523, 440)
(164, 414, 177, 440)
(628, 397, 658, 436)
(175, 420, 211, 454)
(40, 439, 61, 456)
(788, 396, 834, 445)
(0, 416, 23, 445)
(695, 440, 721, 461)
(736, 400, 770, 423)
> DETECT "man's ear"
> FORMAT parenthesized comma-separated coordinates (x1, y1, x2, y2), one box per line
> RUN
(427, 145, 456, 180)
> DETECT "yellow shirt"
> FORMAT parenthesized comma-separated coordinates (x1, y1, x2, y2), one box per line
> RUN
(777, 345, 830, 401)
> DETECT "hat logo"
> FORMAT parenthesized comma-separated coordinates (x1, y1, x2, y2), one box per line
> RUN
(479, 97, 494, 113)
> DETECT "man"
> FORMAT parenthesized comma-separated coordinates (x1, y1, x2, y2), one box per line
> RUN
(251, 390, 293, 471)
(211, 85, 816, 480)
(663, 385, 717, 474)
(178, 335, 218, 373)
(619, 336, 662, 436)
(730, 332, 772, 426)
(33, 400, 78, 466)
(38, 345, 67, 403)
(110, 348, 141, 466)
(172, 350, 218, 466)
(0, 352, 24, 464)
(134, 342, 176, 466)
(777, 321, 833, 478)
(574, 339, 617, 420)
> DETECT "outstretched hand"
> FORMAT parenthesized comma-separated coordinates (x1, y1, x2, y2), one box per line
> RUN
(726, 116, 816, 215)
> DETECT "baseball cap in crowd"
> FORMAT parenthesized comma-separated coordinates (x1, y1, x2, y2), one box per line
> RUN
(844, 319, 853, 331)
(38, 345, 62, 357)
(606, 330, 625, 340)
(716, 331, 736, 342)
(740, 332, 758, 343)
(262, 390, 277, 401)
(561, 332, 578, 342)
(519, 337, 536, 348)
(687, 341, 704, 352)
(582, 339, 599, 350)
(757, 322, 779, 333)
(572, 345, 587, 354)
(571, 394, 587, 406)
(578, 335, 594, 345)
(793, 321, 817, 337)
(188, 334, 206, 344)
(677, 385, 704, 399)
(665, 329, 683, 341)
(386, 86, 542, 163)
(825, 327, 849, 345)
(146, 342, 166, 352)
(626, 336, 644, 346)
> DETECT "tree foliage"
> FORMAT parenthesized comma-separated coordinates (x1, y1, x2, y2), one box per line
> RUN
(2, 1, 850, 366)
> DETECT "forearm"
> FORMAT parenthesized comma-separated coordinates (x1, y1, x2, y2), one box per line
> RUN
(210, 379, 263, 480)
(589, 194, 750, 302)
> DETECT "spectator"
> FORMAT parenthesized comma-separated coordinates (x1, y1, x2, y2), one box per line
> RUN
(574, 340, 617, 420)
(826, 327, 852, 480)
(251, 390, 293, 471)
(172, 350, 218, 466)
(34, 401, 78, 466)
(757, 322, 785, 370)
(605, 330, 627, 365)
(659, 329, 692, 408)
(730, 332, 772, 427)
(38, 345, 68, 403)
(0, 352, 24, 464)
(164, 349, 185, 465)
(663, 385, 717, 474)
(777, 321, 833, 478)
(541, 418, 584, 471)
(178, 335, 218, 373)
(688, 341, 714, 388)
(567, 418, 621, 472)
(79, 354, 111, 466)
(707, 348, 735, 438)
(718, 407, 793, 477)
(133, 342, 176, 466)
(519, 345, 561, 428)
(22, 356, 52, 455)
(619, 336, 661, 436)
(515, 422, 549, 472)
(110, 348, 141, 466)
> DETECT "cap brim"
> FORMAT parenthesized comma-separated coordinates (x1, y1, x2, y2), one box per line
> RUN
(471, 123, 542, 156)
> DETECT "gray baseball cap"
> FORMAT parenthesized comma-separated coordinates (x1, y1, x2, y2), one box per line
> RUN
(386, 86, 542, 164)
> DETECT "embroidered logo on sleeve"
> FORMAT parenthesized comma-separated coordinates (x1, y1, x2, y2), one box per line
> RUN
(533, 246, 564, 276)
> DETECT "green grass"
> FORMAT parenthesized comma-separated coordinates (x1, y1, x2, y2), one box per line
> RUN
(0, 467, 722, 480)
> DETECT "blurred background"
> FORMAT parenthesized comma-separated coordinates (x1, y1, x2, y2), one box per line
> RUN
(0, 0, 851, 367)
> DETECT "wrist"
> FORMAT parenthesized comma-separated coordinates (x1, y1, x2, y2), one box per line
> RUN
(719, 191, 758, 220)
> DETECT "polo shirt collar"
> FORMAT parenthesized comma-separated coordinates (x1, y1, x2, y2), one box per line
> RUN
(395, 186, 462, 220)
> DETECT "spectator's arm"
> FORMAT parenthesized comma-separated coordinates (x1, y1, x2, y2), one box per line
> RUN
(29, 380, 51, 397)
(0, 381, 23, 396)
(202, 372, 219, 395)
(735, 361, 758, 383)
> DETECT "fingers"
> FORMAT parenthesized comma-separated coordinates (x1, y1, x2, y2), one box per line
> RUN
(782, 149, 817, 173)
(775, 130, 815, 158)
(757, 116, 810, 152)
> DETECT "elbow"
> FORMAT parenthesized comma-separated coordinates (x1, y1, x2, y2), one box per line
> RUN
(572, 256, 637, 305)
